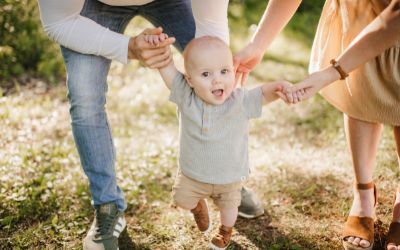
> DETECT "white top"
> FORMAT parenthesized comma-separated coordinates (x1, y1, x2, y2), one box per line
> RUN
(37, 0, 229, 64)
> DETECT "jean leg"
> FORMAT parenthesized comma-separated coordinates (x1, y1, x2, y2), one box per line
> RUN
(62, 48, 126, 211)
(61, 0, 139, 211)
(139, 0, 195, 52)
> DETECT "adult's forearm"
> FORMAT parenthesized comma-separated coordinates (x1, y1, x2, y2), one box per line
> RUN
(38, 0, 130, 64)
(337, 0, 400, 74)
(191, 0, 230, 44)
(44, 16, 130, 63)
(251, 0, 302, 54)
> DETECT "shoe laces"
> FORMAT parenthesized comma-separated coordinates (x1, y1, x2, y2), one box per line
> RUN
(215, 226, 231, 244)
(95, 210, 117, 238)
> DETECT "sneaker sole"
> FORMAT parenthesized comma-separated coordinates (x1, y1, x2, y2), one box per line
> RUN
(238, 210, 264, 219)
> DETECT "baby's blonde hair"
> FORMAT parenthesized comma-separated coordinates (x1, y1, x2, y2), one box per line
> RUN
(183, 36, 231, 74)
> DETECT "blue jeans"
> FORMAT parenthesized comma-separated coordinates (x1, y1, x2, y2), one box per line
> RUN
(60, 0, 195, 211)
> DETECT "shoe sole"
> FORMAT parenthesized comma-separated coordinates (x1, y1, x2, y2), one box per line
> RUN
(208, 242, 227, 250)
(238, 210, 264, 219)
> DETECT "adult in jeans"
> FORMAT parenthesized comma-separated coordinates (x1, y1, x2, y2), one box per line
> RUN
(37, 0, 263, 249)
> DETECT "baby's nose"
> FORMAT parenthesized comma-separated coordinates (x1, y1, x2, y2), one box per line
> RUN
(212, 76, 222, 85)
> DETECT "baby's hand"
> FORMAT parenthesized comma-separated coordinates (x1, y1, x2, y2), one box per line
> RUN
(264, 80, 293, 103)
(144, 33, 169, 47)
(283, 87, 307, 104)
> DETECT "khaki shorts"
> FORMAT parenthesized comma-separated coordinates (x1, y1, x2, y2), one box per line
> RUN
(172, 171, 242, 210)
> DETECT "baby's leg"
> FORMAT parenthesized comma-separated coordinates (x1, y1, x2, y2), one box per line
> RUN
(220, 207, 238, 227)
(211, 183, 241, 249)
(213, 182, 242, 226)
(172, 171, 210, 210)
(171, 171, 212, 232)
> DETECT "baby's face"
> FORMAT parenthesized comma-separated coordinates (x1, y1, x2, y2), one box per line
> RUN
(186, 45, 235, 105)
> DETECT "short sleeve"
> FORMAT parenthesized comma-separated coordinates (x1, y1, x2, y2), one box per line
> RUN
(243, 86, 263, 119)
(169, 72, 192, 106)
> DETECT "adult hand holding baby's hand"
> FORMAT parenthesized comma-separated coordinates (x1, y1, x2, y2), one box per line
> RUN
(233, 43, 263, 87)
(284, 70, 332, 104)
(264, 80, 294, 103)
(128, 27, 175, 69)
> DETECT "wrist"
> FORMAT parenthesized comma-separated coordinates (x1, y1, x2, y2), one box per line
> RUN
(127, 36, 137, 60)
(159, 58, 174, 71)
(247, 40, 265, 58)
(317, 66, 342, 88)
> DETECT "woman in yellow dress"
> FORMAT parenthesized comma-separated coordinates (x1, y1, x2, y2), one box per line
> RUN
(234, 0, 400, 249)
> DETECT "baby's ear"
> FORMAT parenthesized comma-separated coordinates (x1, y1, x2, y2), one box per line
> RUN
(184, 74, 193, 87)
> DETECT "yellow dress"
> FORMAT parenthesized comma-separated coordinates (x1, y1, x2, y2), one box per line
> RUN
(309, 0, 400, 125)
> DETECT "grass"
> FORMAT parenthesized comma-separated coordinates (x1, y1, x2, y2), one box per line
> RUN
(1, 16, 399, 250)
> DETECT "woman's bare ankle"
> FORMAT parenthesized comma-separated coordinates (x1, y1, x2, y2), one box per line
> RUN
(349, 189, 375, 217)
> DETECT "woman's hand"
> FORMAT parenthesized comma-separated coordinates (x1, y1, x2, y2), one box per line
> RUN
(286, 66, 341, 103)
(128, 27, 176, 69)
(233, 43, 263, 86)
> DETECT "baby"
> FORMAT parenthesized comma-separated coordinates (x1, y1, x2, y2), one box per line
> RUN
(146, 34, 290, 249)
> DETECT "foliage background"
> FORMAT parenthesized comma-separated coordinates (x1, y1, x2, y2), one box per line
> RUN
(0, 0, 64, 93)
(0, 0, 324, 93)
(5, 1, 397, 250)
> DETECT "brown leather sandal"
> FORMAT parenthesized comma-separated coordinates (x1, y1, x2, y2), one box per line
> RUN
(386, 188, 400, 249)
(386, 222, 400, 249)
(342, 182, 377, 250)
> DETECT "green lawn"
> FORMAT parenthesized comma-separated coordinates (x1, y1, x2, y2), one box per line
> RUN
(1, 17, 398, 250)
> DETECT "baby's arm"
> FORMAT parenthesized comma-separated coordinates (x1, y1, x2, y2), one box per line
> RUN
(261, 80, 293, 104)
(145, 33, 179, 89)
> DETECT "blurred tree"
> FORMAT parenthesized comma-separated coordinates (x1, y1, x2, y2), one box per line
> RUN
(0, 0, 64, 91)
(228, 0, 325, 45)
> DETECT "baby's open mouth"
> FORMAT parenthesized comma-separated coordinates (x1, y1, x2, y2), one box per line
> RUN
(212, 89, 224, 97)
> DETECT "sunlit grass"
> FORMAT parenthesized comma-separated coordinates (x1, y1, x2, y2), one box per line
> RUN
(1, 16, 398, 250)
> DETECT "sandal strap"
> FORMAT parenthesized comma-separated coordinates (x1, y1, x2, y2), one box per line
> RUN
(356, 182, 377, 206)
(387, 222, 400, 245)
(356, 182, 374, 190)
(342, 216, 374, 243)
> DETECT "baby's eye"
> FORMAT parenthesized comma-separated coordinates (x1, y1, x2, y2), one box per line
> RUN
(202, 72, 210, 77)
(221, 69, 229, 74)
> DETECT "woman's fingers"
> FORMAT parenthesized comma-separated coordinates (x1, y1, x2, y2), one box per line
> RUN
(276, 91, 289, 103)
(286, 93, 294, 103)
(240, 72, 248, 86)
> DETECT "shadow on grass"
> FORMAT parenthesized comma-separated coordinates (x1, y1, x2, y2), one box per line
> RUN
(237, 165, 395, 249)
(234, 212, 308, 250)
(119, 228, 152, 250)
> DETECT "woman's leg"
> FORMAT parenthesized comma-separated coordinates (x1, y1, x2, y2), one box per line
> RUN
(393, 126, 400, 221)
(344, 114, 383, 247)
(387, 126, 400, 250)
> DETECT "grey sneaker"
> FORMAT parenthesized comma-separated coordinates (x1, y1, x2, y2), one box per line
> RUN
(238, 187, 264, 219)
(83, 202, 126, 250)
